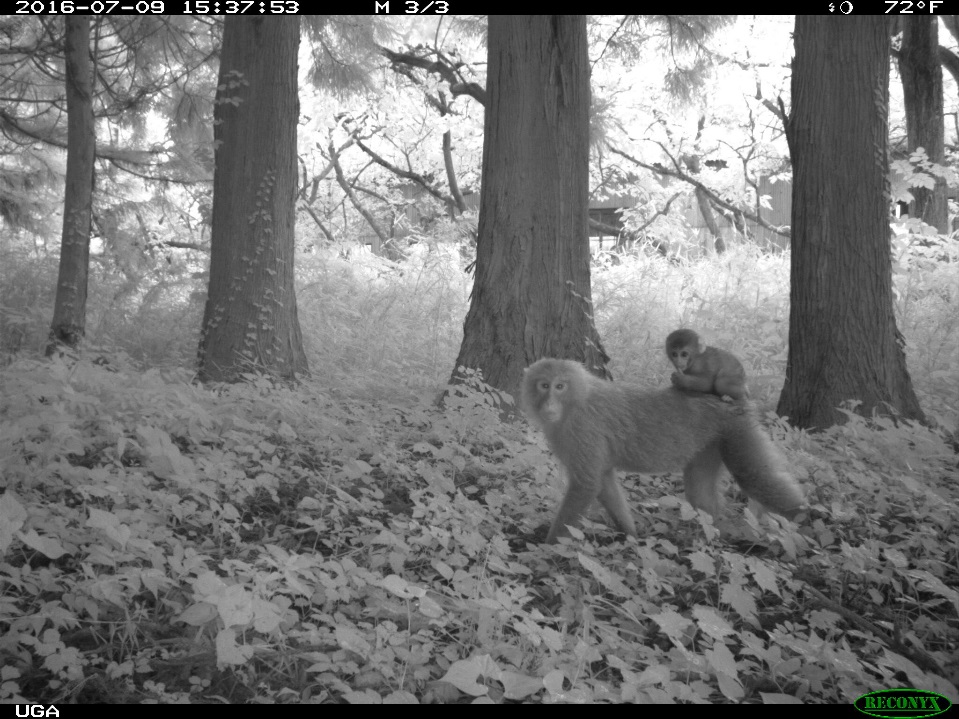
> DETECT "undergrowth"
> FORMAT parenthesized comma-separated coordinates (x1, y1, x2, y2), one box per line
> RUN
(1, 357, 956, 704)
(1, 235, 957, 704)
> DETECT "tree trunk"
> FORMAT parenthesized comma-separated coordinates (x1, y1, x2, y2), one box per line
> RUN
(443, 130, 467, 214)
(695, 187, 726, 254)
(48, 17, 95, 355)
(452, 15, 607, 398)
(779, 16, 924, 427)
(900, 16, 948, 233)
(198, 17, 308, 382)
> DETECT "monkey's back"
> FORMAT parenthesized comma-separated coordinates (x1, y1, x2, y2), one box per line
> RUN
(570, 378, 731, 473)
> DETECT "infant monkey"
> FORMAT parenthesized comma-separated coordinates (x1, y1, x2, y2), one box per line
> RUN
(666, 328, 749, 401)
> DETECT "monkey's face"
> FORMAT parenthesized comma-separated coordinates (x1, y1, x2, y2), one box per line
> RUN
(534, 377, 568, 424)
(668, 347, 693, 372)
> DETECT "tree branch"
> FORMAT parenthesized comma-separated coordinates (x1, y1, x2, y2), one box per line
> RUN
(298, 203, 335, 242)
(378, 45, 488, 106)
(161, 240, 208, 252)
(938, 45, 959, 86)
(610, 145, 790, 239)
(354, 137, 453, 206)
(634, 192, 682, 235)
(328, 138, 388, 246)
(589, 217, 625, 237)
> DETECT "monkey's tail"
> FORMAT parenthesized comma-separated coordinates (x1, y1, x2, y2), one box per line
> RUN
(720, 413, 804, 518)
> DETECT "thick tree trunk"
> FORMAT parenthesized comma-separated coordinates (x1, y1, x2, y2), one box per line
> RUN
(198, 17, 308, 382)
(452, 15, 608, 398)
(900, 16, 948, 233)
(779, 16, 924, 427)
(48, 17, 95, 355)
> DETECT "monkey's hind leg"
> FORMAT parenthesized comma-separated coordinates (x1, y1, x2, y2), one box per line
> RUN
(683, 443, 725, 517)
(597, 470, 638, 538)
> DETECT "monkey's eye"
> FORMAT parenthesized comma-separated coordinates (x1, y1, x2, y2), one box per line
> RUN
(539, 381, 550, 391)
(555, 382, 566, 391)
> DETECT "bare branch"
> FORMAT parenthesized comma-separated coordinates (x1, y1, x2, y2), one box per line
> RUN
(378, 45, 488, 106)
(354, 137, 453, 205)
(589, 217, 625, 237)
(633, 192, 682, 235)
(298, 203, 335, 242)
(328, 138, 388, 245)
(161, 240, 208, 252)
(610, 144, 790, 239)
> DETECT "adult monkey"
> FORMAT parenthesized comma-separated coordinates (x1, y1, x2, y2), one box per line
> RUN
(521, 358, 804, 543)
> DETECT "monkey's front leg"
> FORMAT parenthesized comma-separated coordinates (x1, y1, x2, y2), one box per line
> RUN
(546, 475, 600, 543)
(671, 371, 715, 393)
(547, 470, 636, 543)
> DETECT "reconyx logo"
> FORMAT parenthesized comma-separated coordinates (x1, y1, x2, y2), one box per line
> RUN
(855, 689, 952, 719)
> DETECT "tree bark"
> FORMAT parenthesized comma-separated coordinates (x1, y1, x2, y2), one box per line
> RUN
(443, 130, 467, 214)
(779, 16, 924, 427)
(899, 16, 948, 233)
(198, 17, 308, 382)
(452, 15, 608, 398)
(48, 17, 95, 355)
(695, 187, 726, 254)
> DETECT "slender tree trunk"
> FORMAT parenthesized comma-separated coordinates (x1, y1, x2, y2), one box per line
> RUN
(695, 187, 726, 254)
(48, 17, 95, 355)
(900, 16, 948, 233)
(779, 16, 924, 427)
(443, 130, 467, 214)
(198, 17, 308, 382)
(685, 132, 726, 254)
(452, 15, 607, 398)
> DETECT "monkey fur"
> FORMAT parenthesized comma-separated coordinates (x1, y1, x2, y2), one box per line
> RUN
(521, 358, 803, 543)
(665, 328, 749, 401)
